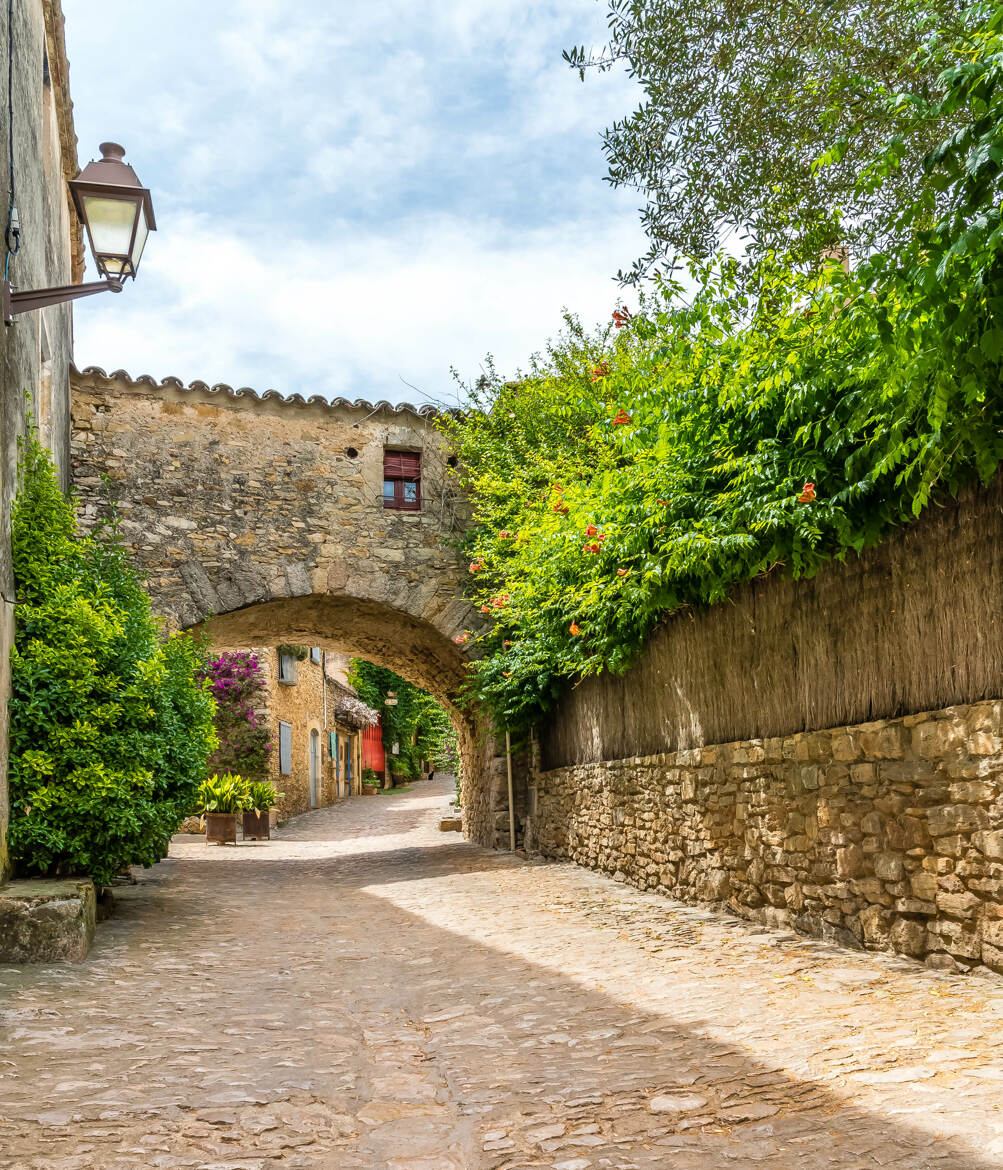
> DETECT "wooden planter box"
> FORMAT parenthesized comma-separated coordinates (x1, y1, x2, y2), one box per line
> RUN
(242, 810, 270, 840)
(205, 813, 237, 845)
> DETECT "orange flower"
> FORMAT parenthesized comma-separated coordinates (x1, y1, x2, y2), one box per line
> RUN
(503, 639, 513, 648)
(582, 542, 601, 554)
(612, 306, 632, 329)
(585, 524, 598, 537)
(617, 567, 629, 576)
(480, 605, 491, 614)
(498, 529, 510, 539)
(454, 633, 469, 644)
(503, 671, 512, 677)
(597, 533, 608, 542)
(469, 560, 483, 573)
(552, 483, 563, 492)
(612, 409, 632, 426)
(798, 481, 816, 503)
(569, 622, 580, 636)
(591, 362, 610, 382)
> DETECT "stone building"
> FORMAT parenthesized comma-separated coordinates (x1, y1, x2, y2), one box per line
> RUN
(0, 1, 82, 879)
(223, 646, 378, 821)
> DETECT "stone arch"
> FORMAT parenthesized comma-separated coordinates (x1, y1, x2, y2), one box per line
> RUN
(69, 366, 508, 845)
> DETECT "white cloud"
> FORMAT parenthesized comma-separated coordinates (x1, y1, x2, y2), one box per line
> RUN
(63, 1, 647, 402)
(73, 209, 646, 402)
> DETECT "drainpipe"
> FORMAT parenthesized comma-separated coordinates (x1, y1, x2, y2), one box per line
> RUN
(505, 729, 515, 852)
(322, 651, 328, 730)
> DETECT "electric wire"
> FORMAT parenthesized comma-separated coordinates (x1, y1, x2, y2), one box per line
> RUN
(4, 0, 18, 280)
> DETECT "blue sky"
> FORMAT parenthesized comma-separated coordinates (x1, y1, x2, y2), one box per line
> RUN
(62, 1, 646, 404)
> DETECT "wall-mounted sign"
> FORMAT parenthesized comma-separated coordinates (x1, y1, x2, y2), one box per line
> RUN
(391, 742, 400, 755)
(385, 697, 398, 706)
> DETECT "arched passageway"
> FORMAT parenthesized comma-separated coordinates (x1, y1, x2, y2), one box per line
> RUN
(69, 366, 518, 846)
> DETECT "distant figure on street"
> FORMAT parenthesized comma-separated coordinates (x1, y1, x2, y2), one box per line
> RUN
(427, 769, 435, 783)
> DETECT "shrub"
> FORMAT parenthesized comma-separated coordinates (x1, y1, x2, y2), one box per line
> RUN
(246, 780, 283, 811)
(197, 772, 250, 814)
(7, 435, 217, 883)
(201, 651, 271, 779)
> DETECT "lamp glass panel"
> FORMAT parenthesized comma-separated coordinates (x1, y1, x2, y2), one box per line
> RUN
(129, 212, 150, 269)
(101, 256, 127, 275)
(81, 194, 139, 258)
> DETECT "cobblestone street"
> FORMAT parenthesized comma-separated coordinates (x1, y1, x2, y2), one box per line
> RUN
(2, 775, 1003, 1169)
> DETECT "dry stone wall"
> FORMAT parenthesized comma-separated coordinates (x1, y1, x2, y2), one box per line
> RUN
(531, 700, 1003, 974)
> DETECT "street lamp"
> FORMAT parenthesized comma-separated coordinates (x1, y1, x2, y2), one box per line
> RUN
(3, 142, 156, 325)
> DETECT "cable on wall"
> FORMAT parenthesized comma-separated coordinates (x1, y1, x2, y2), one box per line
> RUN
(4, 0, 19, 279)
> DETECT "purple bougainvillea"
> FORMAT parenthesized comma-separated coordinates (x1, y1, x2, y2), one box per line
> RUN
(199, 651, 272, 780)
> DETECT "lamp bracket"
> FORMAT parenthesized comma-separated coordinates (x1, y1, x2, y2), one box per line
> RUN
(2, 277, 123, 325)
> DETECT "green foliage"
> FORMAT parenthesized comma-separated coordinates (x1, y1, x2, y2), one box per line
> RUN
(565, 0, 964, 282)
(197, 772, 250, 814)
(362, 768, 379, 786)
(246, 780, 283, 812)
(445, 3, 1003, 730)
(201, 651, 272, 779)
(8, 435, 217, 883)
(276, 643, 309, 661)
(348, 661, 459, 776)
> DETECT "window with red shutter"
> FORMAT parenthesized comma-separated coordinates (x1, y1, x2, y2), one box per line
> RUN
(383, 449, 421, 511)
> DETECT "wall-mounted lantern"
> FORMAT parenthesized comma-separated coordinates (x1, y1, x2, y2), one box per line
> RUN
(3, 142, 156, 325)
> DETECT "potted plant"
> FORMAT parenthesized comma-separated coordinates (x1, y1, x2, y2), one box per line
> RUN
(197, 772, 249, 845)
(361, 768, 380, 795)
(243, 781, 283, 840)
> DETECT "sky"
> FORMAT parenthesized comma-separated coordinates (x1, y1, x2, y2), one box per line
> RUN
(61, 0, 647, 405)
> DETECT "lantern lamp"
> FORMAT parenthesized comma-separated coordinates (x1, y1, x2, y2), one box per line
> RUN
(3, 142, 156, 324)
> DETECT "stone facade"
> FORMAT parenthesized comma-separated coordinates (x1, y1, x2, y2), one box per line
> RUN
(531, 700, 1003, 974)
(256, 647, 367, 820)
(69, 368, 505, 844)
(0, 1, 80, 878)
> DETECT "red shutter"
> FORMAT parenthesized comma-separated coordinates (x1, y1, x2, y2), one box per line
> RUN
(384, 451, 421, 478)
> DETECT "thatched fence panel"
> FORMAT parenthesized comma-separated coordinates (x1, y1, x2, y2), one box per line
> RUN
(541, 475, 1003, 770)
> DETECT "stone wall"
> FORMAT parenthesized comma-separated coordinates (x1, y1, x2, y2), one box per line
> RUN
(69, 368, 502, 844)
(0, 2, 79, 879)
(531, 700, 1003, 974)
(254, 647, 362, 820)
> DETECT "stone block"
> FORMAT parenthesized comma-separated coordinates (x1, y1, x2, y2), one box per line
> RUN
(909, 871, 939, 901)
(889, 917, 927, 956)
(0, 879, 96, 962)
(928, 804, 985, 838)
(974, 830, 1003, 861)
(836, 843, 864, 879)
(874, 852, 904, 881)
(935, 890, 981, 920)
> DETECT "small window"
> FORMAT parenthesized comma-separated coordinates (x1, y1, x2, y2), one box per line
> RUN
(278, 722, 292, 775)
(278, 653, 297, 685)
(383, 450, 421, 511)
(310, 647, 321, 665)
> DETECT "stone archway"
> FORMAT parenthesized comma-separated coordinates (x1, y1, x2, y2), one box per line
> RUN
(69, 365, 509, 845)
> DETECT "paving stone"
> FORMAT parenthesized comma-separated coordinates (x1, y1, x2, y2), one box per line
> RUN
(0, 777, 1000, 1168)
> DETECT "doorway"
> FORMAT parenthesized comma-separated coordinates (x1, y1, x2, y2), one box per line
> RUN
(309, 729, 319, 807)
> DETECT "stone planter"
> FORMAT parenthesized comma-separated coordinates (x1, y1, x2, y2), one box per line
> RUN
(205, 812, 238, 845)
(362, 786, 380, 796)
(242, 810, 270, 840)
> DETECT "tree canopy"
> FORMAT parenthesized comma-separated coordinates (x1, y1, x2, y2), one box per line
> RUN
(565, 0, 965, 281)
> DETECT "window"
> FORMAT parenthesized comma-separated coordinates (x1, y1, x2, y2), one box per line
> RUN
(329, 731, 338, 775)
(310, 647, 321, 665)
(278, 653, 297, 685)
(278, 721, 292, 775)
(383, 450, 421, 511)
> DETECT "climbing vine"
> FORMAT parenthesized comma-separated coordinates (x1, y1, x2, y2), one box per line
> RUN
(200, 651, 272, 780)
(442, 2, 1003, 730)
